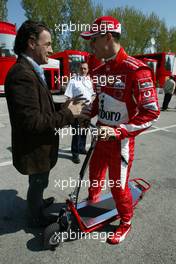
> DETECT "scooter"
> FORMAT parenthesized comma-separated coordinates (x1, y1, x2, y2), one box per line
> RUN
(43, 125, 151, 250)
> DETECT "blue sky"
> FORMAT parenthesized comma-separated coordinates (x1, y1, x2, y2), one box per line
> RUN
(7, 0, 176, 29)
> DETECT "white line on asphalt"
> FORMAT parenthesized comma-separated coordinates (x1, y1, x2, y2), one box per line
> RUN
(0, 160, 12, 167)
(141, 124, 176, 135)
(1, 124, 176, 167)
(152, 126, 169, 132)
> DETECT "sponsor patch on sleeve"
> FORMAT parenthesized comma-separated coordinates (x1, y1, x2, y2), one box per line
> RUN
(138, 77, 156, 104)
(143, 102, 159, 111)
(138, 77, 154, 89)
(140, 88, 156, 104)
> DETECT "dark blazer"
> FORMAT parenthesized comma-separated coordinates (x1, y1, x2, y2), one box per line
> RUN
(5, 56, 74, 175)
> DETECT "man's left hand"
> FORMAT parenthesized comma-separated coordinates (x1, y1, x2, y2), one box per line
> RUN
(98, 126, 117, 140)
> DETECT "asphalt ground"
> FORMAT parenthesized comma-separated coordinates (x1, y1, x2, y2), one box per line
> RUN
(0, 93, 176, 264)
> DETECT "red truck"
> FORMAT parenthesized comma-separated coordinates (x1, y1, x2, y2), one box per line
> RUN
(0, 21, 16, 94)
(134, 52, 176, 88)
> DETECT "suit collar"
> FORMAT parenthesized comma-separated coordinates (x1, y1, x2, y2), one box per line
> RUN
(17, 55, 55, 112)
(17, 55, 34, 70)
(17, 55, 48, 88)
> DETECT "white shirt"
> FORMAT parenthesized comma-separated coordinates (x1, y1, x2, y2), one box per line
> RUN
(64, 75, 95, 104)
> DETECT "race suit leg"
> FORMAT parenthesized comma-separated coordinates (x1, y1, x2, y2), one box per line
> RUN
(108, 138, 134, 223)
(89, 138, 134, 223)
(88, 141, 109, 200)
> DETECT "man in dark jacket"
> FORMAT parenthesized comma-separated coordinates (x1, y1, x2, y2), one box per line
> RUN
(5, 20, 85, 227)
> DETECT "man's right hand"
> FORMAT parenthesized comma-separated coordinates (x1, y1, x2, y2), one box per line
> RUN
(67, 100, 85, 117)
(63, 94, 87, 117)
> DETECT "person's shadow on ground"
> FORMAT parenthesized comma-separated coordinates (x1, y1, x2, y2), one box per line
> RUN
(0, 189, 65, 251)
(0, 190, 119, 251)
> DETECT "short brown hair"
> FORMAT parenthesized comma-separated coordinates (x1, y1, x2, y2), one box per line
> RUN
(14, 20, 50, 55)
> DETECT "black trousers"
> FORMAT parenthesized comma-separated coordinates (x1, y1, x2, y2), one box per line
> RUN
(27, 171, 49, 219)
(71, 120, 87, 155)
(162, 93, 172, 110)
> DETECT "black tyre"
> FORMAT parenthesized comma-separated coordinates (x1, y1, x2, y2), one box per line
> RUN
(43, 222, 61, 250)
(60, 215, 70, 231)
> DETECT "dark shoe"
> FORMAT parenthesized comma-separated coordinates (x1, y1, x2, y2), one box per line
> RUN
(72, 154, 80, 164)
(28, 214, 58, 228)
(79, 149, 87, 155)
(43, 196, 55, 208)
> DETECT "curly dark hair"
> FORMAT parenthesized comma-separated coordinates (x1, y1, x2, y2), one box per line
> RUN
(14, 20, 51, 55)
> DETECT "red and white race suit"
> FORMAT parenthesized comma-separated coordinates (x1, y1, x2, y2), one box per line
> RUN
(88, 47, 160, 223)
